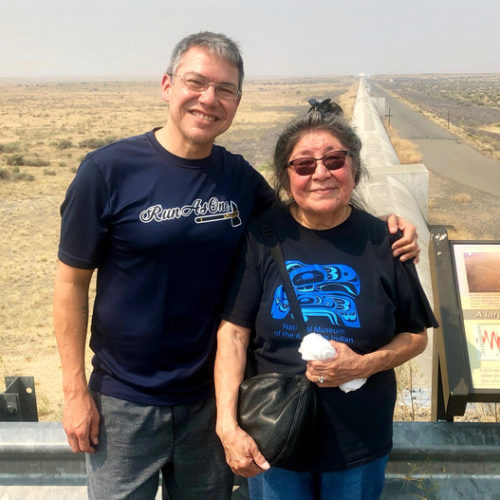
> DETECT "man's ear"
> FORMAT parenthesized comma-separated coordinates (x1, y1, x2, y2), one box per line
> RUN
(160, 73, 173, 104)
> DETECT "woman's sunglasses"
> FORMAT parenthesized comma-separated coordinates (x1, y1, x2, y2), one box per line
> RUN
(288, 150, 350, 176)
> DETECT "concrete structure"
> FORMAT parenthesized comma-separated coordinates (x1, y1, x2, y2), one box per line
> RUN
(352, 77, 434, 389)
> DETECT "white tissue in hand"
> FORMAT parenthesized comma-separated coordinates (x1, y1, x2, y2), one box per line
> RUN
(299, 333, 336, 360)
(339, 378, 366, 392)
(298, 333, 367, 393)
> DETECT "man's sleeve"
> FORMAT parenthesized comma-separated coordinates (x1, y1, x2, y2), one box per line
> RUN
(58, 156, 110, 269)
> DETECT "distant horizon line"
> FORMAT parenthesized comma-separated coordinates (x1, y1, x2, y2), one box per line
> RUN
(0, 71, 499, 83)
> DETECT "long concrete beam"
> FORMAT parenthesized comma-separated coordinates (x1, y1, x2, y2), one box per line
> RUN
(352, 77, 434, 388)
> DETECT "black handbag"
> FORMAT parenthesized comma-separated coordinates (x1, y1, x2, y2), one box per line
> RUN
(238, 373, 316, 469)
(237, 219, 316, 469)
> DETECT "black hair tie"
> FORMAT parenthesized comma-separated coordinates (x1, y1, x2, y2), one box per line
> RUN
(307, 98, 343, 118)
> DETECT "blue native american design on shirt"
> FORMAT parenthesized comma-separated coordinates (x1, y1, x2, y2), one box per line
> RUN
(271, 260, 361, 328)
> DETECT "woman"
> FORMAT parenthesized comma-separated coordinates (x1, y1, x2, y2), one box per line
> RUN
(215, 101, 437, 500)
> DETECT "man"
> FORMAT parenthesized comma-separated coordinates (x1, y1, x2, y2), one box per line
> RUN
(54, 32, 418, 499)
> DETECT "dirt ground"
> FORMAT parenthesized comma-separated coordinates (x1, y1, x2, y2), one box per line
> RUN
(427, 166, 500, 240)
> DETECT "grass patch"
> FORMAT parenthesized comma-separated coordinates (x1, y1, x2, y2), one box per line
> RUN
(384, 125, 423, 164)
(6, 154, 25, 166)
(0, 166, 35, 182)
(54, 138, 74, 149)
(452, 193, 472, 203)
(0, 142, 21, 153)
(24, 157, 51, 167)
(79, 136, 116, 150)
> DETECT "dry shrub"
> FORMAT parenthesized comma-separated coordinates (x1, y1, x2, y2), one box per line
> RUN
(338, 80, 359, 121)
(446, 227, 477, 239)
(452, 192, 471, 203)
(0, 166, 35, 182)
(0, 142, 21, 153)
(15, 171, 35, 181)
(0, 167, 10, 180)
(24, 157, 50, 167)
(6, 154, 24, 166)
(394, 360, 430, 421)
(386, 127, 423, 164)
(79, 136, 116, 150)
(454, 403, 500, 423)
(0, 355, 6, 391)
(54, 138, 74, 150)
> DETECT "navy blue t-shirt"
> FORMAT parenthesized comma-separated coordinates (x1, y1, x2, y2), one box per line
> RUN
(58, 129, 274, 405)
(222, 206, 437, 471)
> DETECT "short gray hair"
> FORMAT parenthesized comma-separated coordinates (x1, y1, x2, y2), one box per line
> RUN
(166, 31, 244, 90)
(273, 104, 365, 204)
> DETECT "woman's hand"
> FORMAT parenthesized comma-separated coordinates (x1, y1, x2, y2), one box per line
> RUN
(305, 331, 428, 387)
(386, 214, 420, 263)
(215, 320, 270, 477)
(218, 425, 270, 477)
(305, 341, 369, 387)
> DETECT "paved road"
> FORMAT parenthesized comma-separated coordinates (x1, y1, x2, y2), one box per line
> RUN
(371, 83, 500, 197)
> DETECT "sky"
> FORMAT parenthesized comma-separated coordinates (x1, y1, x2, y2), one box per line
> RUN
(1, 0, 499, 80)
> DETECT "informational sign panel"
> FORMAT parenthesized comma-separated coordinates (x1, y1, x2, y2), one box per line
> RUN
(430, 227, 500, 421)
(452, 244, 500, 389)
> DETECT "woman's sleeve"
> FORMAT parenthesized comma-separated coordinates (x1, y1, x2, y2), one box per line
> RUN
(394, 258, 439, 334)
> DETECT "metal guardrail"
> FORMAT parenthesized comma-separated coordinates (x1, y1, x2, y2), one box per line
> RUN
(0, 422, 499, 498)
(0, 423, 84, 486)
(384, 422, 500, 499)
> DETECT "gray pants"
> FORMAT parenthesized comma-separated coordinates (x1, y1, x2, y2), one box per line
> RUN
(86, 392, 233, 500)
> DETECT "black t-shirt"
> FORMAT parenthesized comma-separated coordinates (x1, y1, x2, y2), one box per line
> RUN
(59, 129, 274, 405)
(222, 205, 437, 471)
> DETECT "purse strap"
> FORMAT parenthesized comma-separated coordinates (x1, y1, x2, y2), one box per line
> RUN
(260, 221, 308, 335)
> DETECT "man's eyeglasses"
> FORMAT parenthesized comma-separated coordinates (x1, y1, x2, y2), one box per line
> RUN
(170, 72, 241, 101)
(288, 150, 350, 176)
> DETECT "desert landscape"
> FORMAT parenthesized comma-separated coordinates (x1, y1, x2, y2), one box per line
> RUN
(374, 73, 500, 161)
(376, 74, 500, 242)
(0, 74, 498, 422)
